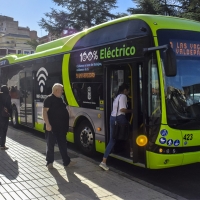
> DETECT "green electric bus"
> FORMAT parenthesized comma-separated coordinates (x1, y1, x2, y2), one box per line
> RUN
(1, 14, 200, 169)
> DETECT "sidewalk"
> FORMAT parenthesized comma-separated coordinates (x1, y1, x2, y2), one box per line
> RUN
(0, 127, 177, 200)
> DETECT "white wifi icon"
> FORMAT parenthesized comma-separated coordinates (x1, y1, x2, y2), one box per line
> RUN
(36, 67, 48, 93)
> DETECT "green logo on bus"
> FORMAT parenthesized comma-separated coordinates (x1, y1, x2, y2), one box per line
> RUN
(100, 44, 136, 59)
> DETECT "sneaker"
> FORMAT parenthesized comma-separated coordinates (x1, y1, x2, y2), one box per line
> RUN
(1, 146, 8, 150)
(64, 161, 77, 168)
(99, 162, 109, 171)
(130, 152, 133, 158)
(46, 163, 54, 169)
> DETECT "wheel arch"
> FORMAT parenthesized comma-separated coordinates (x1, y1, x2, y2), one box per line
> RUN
(73, 112, 96, 133)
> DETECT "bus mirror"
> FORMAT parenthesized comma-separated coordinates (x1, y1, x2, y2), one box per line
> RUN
(163, 46, 177, 77)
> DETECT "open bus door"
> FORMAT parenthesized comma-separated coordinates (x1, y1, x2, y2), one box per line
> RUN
(19, 71, 34, 128)
(105, 62, 146, 166)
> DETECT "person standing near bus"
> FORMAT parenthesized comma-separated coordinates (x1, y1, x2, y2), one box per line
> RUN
(0, 85, 12, 150)
(99, 83, 134, 171)
(42, 83, 76, 169)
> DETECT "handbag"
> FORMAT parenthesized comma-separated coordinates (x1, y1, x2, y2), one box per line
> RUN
(1, 106, 10, 118)
(113, 121, 130, 140)
(112, 95, 130, 140)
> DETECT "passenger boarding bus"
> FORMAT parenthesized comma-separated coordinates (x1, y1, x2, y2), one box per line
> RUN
(1, 14, 200, 169)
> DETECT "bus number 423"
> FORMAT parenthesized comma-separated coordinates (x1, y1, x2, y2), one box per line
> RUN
(183, 134, 193, 140)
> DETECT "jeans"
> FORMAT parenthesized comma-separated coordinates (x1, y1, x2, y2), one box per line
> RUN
(104, 115, 128, 158)
(45, 131, 70, 166)
(0, 117, 9, 147)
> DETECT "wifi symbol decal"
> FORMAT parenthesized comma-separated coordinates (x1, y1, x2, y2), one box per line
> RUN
(36, 67, 48, 93)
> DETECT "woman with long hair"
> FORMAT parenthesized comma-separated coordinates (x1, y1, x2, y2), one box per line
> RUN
(0, 85, 12, 150)
(99, 83, 133, 170)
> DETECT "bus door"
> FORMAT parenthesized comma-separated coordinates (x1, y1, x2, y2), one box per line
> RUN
(105, 62, 145, 165)
(19, 71, 34, 127)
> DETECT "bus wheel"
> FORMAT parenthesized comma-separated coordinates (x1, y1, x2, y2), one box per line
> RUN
(11, 107, 19, 128)
(77, 120, 95, 156)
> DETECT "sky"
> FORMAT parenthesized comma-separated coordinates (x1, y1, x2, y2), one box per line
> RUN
(0, 0, 134, 38)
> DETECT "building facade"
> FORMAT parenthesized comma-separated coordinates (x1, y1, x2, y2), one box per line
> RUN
(0, 15, 37, 58)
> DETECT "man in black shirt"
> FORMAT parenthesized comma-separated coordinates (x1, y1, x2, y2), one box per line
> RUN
(43, 83, 76, 169)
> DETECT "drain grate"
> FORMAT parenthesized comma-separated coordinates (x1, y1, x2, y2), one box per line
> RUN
(42, 151, 78, 160)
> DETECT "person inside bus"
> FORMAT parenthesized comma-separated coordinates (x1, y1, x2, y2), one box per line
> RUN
(14, 85, 20, 99)
(183, 87, 193, 106)
(9, 86, 16, 98)
(42, 83, 77, 169)
(0, 85, 12, 150)
(99, 83, 134, 171)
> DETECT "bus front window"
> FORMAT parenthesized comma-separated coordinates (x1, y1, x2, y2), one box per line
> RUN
(165, 59, 200, 129)
(157, 30, 200, 130)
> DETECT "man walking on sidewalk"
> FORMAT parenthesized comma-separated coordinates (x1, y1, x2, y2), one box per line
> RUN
(43, 83, 76, 169)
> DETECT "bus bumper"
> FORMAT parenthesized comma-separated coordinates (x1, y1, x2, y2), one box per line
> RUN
(147, 151, 200, 169)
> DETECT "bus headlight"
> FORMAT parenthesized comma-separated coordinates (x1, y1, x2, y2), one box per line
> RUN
(136, 135, 148, 146)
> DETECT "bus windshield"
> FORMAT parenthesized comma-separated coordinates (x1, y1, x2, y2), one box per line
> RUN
(157, 30, 200, 130)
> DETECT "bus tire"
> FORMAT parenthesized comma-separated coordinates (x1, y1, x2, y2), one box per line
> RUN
(11, 107, 19, 128)
(76, 120, 95, 156)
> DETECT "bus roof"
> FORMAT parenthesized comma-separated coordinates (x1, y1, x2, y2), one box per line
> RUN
(1, 14, 200, 65)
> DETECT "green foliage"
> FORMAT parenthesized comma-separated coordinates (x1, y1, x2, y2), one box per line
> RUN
(39, 0, 120, 35)
(128, 0, 200, 22)
(178, 0, 200, 21)
(128, 0, 179, 16)
(26, 39, 40, 50)
(39, 0, 200, 36)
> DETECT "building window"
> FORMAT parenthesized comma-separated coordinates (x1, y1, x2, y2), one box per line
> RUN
(0, 49, 6, 55)
(8, 49, 16, 54)
(23, 50, 30, 55)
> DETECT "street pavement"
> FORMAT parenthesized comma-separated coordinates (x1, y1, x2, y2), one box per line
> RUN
(0, 127, 180, 200)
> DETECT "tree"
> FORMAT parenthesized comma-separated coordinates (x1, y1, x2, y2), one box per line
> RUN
(178, 0, 200, 21)
(39, 0, 119, 36)
(128, 0, 200, 22)
(26, 39, 40, 50)
(127, 0, 158, 15)
(127, 0, 179, 16)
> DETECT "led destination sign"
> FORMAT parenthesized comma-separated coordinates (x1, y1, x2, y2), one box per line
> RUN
(170, 40, 200, 57)
(76, 72, 95, 79)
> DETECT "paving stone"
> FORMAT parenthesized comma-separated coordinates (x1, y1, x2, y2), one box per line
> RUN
(22, 189, 36, 199)
(8, 183, 20, 191)
(29, 188, 44, 198)
(2, 183, 13, 192)
(9, 191, 22, 200)
(2, 192, 15, 200)
(14, 182, 27, 190)
(0, 193, 6, 199)
(0, 127, 179, 200)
